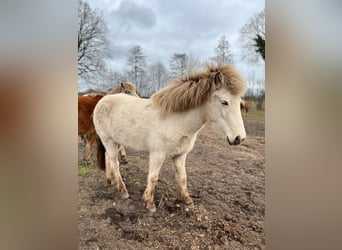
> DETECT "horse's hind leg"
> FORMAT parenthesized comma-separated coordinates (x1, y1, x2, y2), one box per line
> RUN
(143, 152, 165, 212)
(85, 134, 96, 163)
(173, 154, 193, 205)
(104, 140, 129, 199)
(105, 152, 113, 185)
(80, 135, 86, 144)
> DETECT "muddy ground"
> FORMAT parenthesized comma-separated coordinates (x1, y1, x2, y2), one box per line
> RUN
(78, 118, 265, 249)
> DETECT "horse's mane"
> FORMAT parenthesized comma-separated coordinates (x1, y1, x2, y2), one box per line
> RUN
(108, 82, 136, 94)
(151, 64, 246, 113)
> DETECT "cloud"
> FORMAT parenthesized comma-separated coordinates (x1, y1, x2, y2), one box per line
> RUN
(108, 0, 156, 30)
(84, 0, 264, 81)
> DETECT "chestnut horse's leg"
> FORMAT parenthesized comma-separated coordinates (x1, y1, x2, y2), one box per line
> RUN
(173, 154, 193, 205)
(105, 141, 129, 198)
(143, 152, 165, 212)
(85, 133, 96, 163)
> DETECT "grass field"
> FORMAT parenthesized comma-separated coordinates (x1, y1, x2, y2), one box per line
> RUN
(243, 101, 265, 121)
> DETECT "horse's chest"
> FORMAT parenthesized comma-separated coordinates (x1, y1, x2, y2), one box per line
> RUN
(170, 135, 196, 156)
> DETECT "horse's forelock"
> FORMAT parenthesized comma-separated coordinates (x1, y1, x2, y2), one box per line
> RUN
(206, 63, 246, 96)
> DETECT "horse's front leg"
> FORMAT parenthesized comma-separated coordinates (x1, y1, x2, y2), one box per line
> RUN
(118, 145, 127, 163)
(143, 152, 165, 212)
(173, 154, 193, 205)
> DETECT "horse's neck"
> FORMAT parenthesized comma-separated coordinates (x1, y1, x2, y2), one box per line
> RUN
(178, 105, 208, 136)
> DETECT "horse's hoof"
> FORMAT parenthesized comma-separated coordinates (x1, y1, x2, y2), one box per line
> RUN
(120, 192, 129, 199)
(83, 159, 91, 165)
(145, 202, 156, 212)
(183, 196, 193, 205)
(120, 159, 128, 164)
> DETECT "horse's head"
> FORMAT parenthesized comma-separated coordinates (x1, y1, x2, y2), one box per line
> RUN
(206, 71, 246, 146)
(240, 100, 245, 110)
(120, 82, 140, 98)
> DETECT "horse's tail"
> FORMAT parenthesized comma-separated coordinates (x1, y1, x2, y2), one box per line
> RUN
(96, 135, 106, 171)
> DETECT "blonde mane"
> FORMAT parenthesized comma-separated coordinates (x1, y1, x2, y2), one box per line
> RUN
(151, 64, 246, 113)
(108, 82, 137, 95)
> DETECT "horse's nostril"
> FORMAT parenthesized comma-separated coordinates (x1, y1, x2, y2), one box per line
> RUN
(234, 136, 241, 145)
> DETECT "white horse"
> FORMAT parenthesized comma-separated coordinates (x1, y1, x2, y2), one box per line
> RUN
(93, 64, 247, 212)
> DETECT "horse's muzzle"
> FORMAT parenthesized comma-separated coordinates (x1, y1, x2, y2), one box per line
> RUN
(227, 135, 244, 145)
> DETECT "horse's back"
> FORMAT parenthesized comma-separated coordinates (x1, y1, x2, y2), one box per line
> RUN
(95, 93, 146, 114)
(244, 101, 251, 111)
(94, 94, 200, 154)
(78, 94, 104, 108)
(78, 94, 105, 135)
(94, 94, 153, 150)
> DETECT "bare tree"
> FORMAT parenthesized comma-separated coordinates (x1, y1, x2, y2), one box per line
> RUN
(107, 71, 128, 90)
(126, 45, 147, 91)
(252, 77, 265, 110)
(188, 52, 203, 73)
(244, 71, 256, 102)
(256, 88, 265, 110)
(169, 53, 189, 78)
(239, 9, 265, 63)
(243, 72, 265, 111)
(78, 1, 110, 83)
(212, 35, 234, 64)
(148, 62, 168, 93)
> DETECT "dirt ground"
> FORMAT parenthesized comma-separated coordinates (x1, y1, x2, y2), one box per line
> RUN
(78, 118, 265, 249)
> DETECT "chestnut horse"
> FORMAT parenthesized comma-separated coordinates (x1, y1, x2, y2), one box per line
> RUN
(78, 82, 139, 163)
(94, 64, 247, 212)
(78, 94, 105, 163)
(240, 100, 250, 115)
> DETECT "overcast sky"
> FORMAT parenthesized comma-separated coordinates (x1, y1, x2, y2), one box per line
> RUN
(84, 0, 264, 88)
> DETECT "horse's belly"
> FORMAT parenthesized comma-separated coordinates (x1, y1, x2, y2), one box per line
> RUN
(117, 137, 148, 151)
(110, 122, 149, 151)
(159, 134, 197, 157)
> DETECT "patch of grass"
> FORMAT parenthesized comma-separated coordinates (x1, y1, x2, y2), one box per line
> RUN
(243, 103, 265, 121)
(78, 163, 96, 176)
(244, 110, 265, 121)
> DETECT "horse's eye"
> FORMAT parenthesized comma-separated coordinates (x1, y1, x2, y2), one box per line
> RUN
(221, 100, 229, 106)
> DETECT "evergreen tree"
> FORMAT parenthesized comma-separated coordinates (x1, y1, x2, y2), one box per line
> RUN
(253, 34, 265, 60)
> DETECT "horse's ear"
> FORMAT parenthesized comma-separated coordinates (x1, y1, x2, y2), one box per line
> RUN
(210, 72, 223, 91)
(214, 72, 223, 85)
(121, 82, 124, 88)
